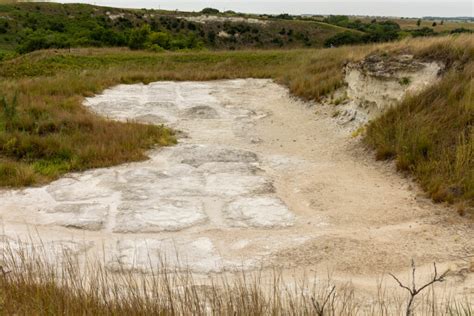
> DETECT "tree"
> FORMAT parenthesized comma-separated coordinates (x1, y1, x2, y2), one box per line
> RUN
(411, 27, 435, 37)
(128, 24, 151, 50)
(201, 8, 219, 15)
(324, 31, 364, 47)
(207, 30, 216, 44)
(148, 31, 170, 49)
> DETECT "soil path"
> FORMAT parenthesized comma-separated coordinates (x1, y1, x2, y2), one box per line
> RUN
(0, 79, 472, 296)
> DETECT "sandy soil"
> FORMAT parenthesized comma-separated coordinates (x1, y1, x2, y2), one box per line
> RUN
(0, 74, 472, 297)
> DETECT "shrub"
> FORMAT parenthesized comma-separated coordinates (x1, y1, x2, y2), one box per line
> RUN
(324, 31, 364, 47)
(201, 7, 219, 15)
(148, 31, 170, 49)
(17, 30, 71, 53)
(451, 28, 473, 34)
(410, 27, 436, 37)
(128, 24, 151, 50)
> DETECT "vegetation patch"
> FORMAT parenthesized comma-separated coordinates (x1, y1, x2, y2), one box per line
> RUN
(0, 2, 356, 54)
(365, 35, 474, 207)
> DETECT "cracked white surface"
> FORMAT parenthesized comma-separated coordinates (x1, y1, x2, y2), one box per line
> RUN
(0, 79, 305, 273)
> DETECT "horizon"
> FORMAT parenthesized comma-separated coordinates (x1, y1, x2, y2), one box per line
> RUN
(56, 0, 474, 18)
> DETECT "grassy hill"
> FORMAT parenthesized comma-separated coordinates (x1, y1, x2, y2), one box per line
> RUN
(0, 2, 356, 56)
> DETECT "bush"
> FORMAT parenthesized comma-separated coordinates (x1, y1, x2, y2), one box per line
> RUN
(410, 27, 436, 37)
(148, 31, 170, 49)
(274, 13, 293, 20)
(324, 15, 350, 26)
(17, 30, 71, 53)
(324, 32, 364, 47)
(128, 24, 151, 50)
(451, 28, 473, 34)
(201, 7, 219, 15)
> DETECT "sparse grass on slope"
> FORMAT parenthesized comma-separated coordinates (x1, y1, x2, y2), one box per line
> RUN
(365, 35, 474, 209)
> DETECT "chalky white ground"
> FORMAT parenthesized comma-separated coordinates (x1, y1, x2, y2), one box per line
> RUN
(0, 78, 472, 295)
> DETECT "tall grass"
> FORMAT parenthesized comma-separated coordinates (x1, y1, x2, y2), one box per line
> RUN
(0, 239, 471, 315)
(365, 35, 474, 208)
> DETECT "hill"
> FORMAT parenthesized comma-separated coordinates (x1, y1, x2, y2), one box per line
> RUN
(0, 2, 357, 55)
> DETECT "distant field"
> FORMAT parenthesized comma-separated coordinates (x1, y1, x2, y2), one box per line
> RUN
(358, 17, 474, 32)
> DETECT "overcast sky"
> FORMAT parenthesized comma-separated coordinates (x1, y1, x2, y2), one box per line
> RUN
(59, 0, 473, 18)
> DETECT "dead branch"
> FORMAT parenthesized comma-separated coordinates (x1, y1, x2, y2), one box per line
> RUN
(311, 285, 336, 316)
(389, 259, 449, 316)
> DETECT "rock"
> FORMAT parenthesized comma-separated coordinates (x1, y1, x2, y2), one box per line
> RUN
(47, 178, 112, 202)
(169, 145, 259, 167)
(114, 198, 207, 233)
(182, 106, 219, 119)
(106, 237, 223, 273)
(41, 203, 109, 231)
(224, 197, 295, 228)
(205, 174, 273, 196)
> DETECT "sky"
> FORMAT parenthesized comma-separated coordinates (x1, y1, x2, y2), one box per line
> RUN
(58, 0, 474, 18)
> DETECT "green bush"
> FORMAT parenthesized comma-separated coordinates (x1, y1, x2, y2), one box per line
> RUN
(410, 27, 436, 37)
(17, 30, 71, 53)
(324, 32, 364, 47)
(128, 24, 151, 50)
(148, 31, 171, 49)
(201, 8, 219, 15)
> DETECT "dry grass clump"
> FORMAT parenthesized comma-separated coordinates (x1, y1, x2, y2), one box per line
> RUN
(0, 85, 176, 186)
(365, 35, 474, 207)
(0, 240, 471, 315)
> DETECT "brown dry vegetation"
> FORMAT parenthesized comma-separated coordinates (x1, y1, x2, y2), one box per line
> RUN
(0, 241, 471, 315)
